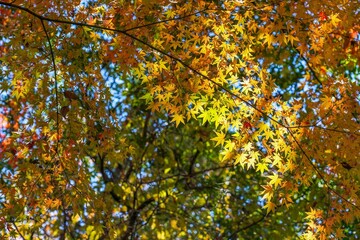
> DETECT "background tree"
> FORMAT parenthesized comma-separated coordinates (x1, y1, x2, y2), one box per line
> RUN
(0, 0, 359, 239)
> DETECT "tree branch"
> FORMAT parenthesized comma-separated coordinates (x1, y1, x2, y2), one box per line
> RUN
(286, 124, 360, 211)
(40, 19, 59, 153)
(228, 213, 266, 239)
(141, 164, 234, 185)
(188, 149, 200, 176)
(98, 153, 122, 203)
(124, 8, 210, 32)
(121, 198, 154, 240)
(11, 220, 25, 240)
(293, 41, 323, 87)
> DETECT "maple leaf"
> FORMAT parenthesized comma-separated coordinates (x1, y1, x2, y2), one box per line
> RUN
(46, 185, 54, 194)
(90, 31, 100, 41)
(264, 201, 276, 214)
(335, 228, 346, 239)
(263, 33, 275, 48)
(305, 208, 318, 220)
(330, 13, 341, 27)
(272, 153, 282, 167)
(157, 60, 168, 72)
(296, 44, 308, 55)
(268, 174, 282, 189)
(198, 110, 212, 125)
(256, 162, 268, 174)
(243, 121, 252, 129)
(319, 11, 328, 21)
(171, 114, 185, 127)
(211, 131, 226, 147)
(263, 129, 274, 140)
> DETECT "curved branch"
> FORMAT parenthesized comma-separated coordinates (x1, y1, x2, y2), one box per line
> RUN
(293, 45, 323, 87)
(286, 124, 360, 136)
(40, 19, 59, 153)
(124, 8, 210, 32)
(11, 220, 25, 240)
(121, 198, 154, 240)
(228, 213, 266, 239)
(286, 126, 360, 211)
(98, 153, 122, 203)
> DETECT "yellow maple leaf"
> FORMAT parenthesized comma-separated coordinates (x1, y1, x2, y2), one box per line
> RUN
(305, 208, 317, 220)
(46, 185, 54, 194)
(235, 152, 248, 167)
(211, 131, 226, 147)
(263, 129, 274, 140)
(171, 114, 185, 127)
(268, 174, 282, 189)
(90, 32, 100, 41)
(264, 201, 276, 214)
(272, 153, 282, 167)
(263, 33, 275, 48)
(256, 162, 268, 174)
(330, 13, 341, 27)
(158, 60, 168, 72)
(52, 199, 61, 209)
(198, 110, 211, 125)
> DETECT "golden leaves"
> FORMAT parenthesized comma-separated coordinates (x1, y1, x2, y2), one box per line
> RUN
(171, 114, 185, 127)
(45, 198, 61, 209)
(264, 201, 276, 214)
(256, 162, 268, 174)
(1, 0, 360, 238)
(211, 131, 226, 147)
(329, 13, 341, 27)
(11, 72, 30, 100)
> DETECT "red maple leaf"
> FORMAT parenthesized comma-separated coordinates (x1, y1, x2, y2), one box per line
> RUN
(243, 121, 252, 129)
(319, 11, 328, 21)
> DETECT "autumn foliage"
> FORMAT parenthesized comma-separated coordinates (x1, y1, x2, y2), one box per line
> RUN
(0, 0, 359, 239)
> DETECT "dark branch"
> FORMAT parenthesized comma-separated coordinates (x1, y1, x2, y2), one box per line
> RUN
(124, 8, 209, 32)
(228, 213, 266, 239)
(141, 164, 234, 185)
(286, 126, 360, 211)
(98, 153, 122, 203)
(11, 220, 25, 240)
(40, 19, 59, 153)
(293, 43, 323, 87)
(121, 198, 155, 240)
(188, 149, 200, 176)
(286, 124, 360, 136)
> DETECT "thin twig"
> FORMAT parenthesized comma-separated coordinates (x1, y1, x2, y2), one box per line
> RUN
(293, 47, 323, 87)
(286, 124, 360, 136)
(124, 8, 209, 32)
(11, 220, 25, 240)
(286, 126, 360, 211)
(141, 164, 234, 185)
(40, 19, 59, 153)
(228, 213, 266, 239)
